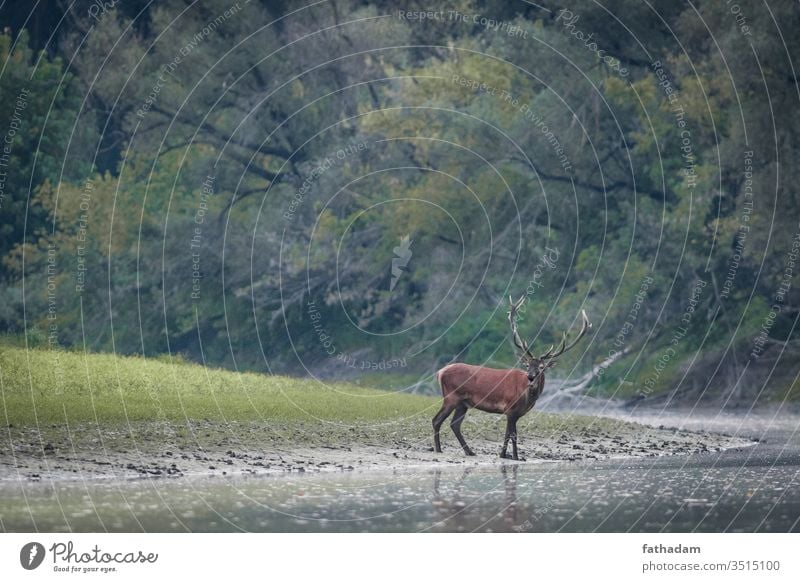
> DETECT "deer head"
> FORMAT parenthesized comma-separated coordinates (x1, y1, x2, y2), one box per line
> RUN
(507, 295, 592, 383)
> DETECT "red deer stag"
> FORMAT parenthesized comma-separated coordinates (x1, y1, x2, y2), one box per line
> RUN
(433, 297, 591, 460)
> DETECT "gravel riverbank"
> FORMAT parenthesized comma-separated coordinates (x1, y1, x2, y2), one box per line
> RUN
(0, 412, 755, 482)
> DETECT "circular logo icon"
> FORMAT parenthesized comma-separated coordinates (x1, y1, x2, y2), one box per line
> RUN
(20, 542, 46, 570)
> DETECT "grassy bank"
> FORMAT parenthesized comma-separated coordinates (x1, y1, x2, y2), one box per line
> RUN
(0, 343, 439, 427)
(0, 342, 627, 436)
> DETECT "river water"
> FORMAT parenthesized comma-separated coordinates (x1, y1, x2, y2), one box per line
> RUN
(2, 412, 798, 532)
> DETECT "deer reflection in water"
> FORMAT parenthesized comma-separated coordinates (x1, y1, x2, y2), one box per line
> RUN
(427, 464, 553, 532)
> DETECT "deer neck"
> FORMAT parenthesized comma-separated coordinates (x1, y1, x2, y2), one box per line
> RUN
(527, 373, 545, 400)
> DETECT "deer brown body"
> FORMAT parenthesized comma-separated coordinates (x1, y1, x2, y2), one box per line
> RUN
(433, 297, 591, 460)
(434, 363, 545, 458)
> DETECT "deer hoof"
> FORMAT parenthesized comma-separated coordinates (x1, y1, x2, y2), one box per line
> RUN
(499, 452, 512, 459)
(464, 449, 476, 456)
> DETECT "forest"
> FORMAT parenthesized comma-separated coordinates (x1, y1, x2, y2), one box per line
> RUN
(1, 0, 798, 407)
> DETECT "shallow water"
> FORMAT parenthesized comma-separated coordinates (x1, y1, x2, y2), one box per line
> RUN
(2, 414, 799, 532)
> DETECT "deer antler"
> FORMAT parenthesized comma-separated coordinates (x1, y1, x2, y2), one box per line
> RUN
(541, 309, 592, 360)
(508, 295, 534, 361)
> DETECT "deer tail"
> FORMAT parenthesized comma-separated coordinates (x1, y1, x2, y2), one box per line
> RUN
(434, 364, 451, 390)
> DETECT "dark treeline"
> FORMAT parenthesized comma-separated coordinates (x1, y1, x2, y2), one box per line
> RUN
(0, 0, 798, 406)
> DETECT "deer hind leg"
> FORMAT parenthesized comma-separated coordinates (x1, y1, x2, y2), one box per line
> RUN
(432, 403, 456, 453)
(450, 403, 475, 456)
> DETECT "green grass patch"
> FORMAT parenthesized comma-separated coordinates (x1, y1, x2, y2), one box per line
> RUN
(0, 344, 439, 427)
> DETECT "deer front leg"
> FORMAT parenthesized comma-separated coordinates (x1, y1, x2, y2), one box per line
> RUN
(508, 416, 522, 461)
(509, 418, 519, 461)
(500, 416, 513, 459)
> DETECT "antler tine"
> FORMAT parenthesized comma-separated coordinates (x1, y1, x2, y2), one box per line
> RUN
(540, 336, 560, 359)
(542, 310, 592, 360)
(507, 295, 533, 360)
(546, 331, 568, 359)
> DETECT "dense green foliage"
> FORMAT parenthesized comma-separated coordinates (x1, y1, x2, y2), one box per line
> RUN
(1, 0, 798, 404)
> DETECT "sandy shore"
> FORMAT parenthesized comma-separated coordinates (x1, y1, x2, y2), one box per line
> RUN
(0, 412, 755, 481)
